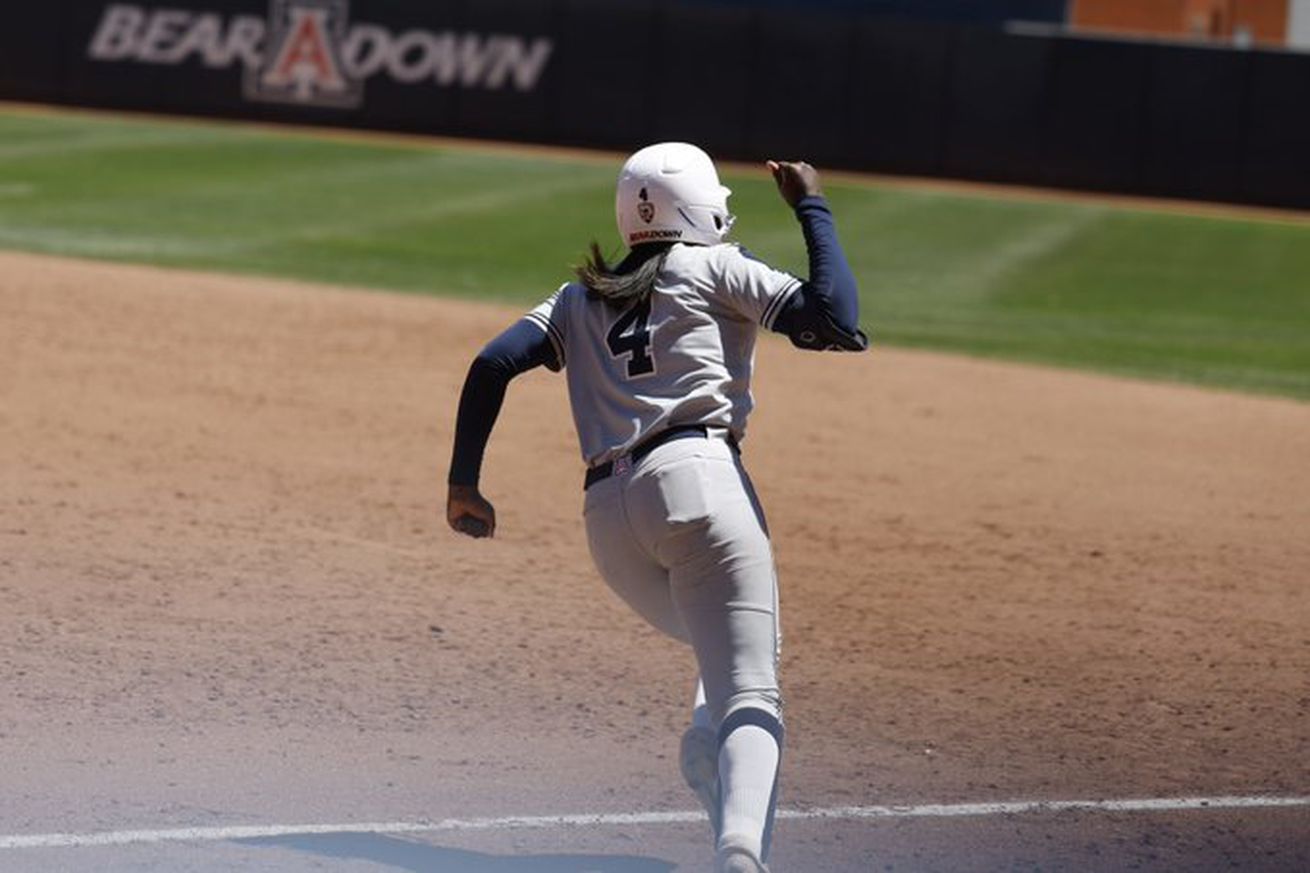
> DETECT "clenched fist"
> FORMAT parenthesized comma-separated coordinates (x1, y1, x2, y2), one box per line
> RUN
(767, 160, 823, 208)
(448, 484, 496, 538)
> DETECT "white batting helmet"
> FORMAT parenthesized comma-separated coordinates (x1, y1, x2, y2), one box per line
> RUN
(616, 142, 735, 248)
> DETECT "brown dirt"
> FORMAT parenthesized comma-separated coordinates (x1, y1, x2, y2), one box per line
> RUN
(2, 250, 1308, 870)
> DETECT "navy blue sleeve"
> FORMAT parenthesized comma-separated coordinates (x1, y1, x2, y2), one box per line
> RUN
(447, 319, 558, 487)
(770, 196, 869, 352)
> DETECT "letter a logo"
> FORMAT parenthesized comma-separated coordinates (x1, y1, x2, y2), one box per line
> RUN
(246, 0, 363, 108)
(264, 8, 345, 98)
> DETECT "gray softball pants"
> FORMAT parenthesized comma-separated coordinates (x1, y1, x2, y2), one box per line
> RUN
(582, 432, 782, 728)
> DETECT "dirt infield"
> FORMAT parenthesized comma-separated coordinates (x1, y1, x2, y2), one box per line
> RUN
(2, 250, 1308, 871)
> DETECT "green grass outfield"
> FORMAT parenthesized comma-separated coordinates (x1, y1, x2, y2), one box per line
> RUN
(3, 107, 1308, 400)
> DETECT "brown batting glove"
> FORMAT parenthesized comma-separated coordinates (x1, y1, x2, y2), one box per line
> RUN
(447, 484, 496, 538)
(767, 160, 824, 208)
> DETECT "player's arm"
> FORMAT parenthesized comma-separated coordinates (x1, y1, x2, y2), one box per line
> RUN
(766, 161, 868, 352)
(447, 319, 559, 538)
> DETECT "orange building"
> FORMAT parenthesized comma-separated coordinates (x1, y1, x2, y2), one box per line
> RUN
(1070, 0, 1296, 47)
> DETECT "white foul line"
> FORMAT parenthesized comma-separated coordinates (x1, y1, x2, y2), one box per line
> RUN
(2, 795, 1308, 850)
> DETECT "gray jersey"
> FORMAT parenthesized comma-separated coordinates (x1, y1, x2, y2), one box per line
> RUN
(524, 242, 801, 467)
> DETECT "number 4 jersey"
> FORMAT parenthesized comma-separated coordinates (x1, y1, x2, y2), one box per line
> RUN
(524, 242, 801, 468)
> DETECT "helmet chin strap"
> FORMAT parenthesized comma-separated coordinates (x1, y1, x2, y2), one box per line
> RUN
(677, 205, 736, 244)
(706, 210, 736, 243)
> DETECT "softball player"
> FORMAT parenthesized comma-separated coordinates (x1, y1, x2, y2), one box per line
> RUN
(447, 142, 867, 872)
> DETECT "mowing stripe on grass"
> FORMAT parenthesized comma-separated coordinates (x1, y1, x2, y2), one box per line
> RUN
(2, 105, 1308, 399)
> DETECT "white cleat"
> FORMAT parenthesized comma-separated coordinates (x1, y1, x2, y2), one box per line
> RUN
(679, 725, 721, 839)
(715, 843, 770, 873)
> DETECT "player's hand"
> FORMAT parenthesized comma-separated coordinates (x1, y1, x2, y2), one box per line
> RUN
(767, 160, 823, 208)
(447, 484, 496, 538)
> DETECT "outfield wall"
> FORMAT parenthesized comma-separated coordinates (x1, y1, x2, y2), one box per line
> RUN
(3, 1, 1308, 209)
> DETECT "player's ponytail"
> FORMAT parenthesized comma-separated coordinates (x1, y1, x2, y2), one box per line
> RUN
(575, 242, 672, 306)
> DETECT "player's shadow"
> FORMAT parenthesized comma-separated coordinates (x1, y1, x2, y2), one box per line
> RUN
(238, 831, 676, 872)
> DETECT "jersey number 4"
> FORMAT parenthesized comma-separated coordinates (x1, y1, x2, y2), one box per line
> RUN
(606, 298, 655, 378)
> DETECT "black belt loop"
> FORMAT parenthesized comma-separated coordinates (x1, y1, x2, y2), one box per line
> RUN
(584, 424, 735, 490)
